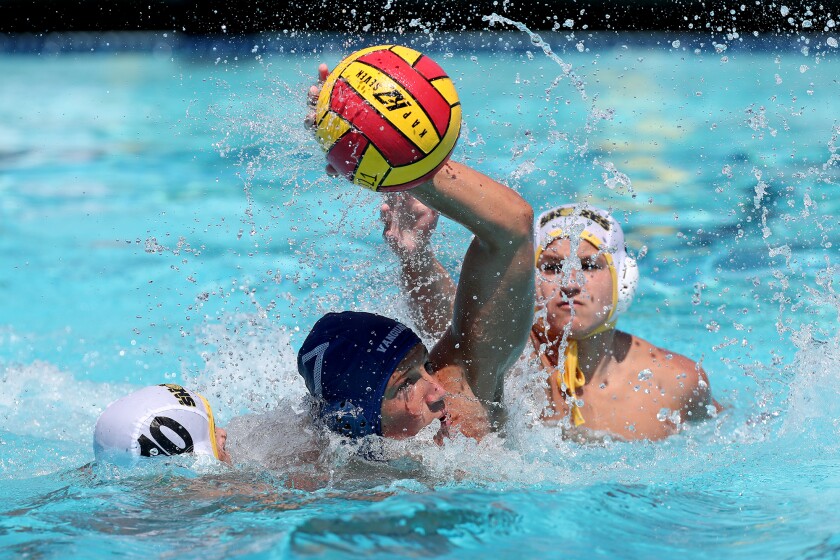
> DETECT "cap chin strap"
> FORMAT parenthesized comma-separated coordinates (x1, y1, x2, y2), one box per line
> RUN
(561, 341, 587, 426)
(197, 393, 220, 461)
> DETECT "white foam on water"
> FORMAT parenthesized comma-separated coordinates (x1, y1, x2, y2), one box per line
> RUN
(0, 361, 133, 444)
(184, 310, 764, 490)
(780, 285, 840, 440)
(0, 360, 135, 476)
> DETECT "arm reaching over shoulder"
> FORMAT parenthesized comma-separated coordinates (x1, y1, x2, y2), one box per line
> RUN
(303, 62, 534, 441)
(413, 162, 535, 436)
(381, 193, 456, 341)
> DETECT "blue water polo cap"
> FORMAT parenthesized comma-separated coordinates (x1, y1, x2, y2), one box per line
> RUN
(297, 311, 422, 438)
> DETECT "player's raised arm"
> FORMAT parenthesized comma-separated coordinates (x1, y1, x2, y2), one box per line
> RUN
(299, 49, 534, 442)
(413, 162, 535, 406)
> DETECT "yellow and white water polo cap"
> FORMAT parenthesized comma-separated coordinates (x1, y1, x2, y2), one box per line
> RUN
(93, 384, 221, 463)
(535, 204, 639, 318)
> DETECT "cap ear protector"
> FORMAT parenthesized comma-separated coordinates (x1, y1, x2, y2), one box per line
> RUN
(616, 254, 639, 316)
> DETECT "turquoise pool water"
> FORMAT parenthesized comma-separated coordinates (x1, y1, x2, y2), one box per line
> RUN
(1, 27, 839, 558)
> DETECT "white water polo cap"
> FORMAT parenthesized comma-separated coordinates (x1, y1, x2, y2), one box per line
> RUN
(94, 384, 221, 463)
(535, 204, 639, 319)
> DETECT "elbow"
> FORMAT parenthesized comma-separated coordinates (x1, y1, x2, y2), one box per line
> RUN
(505, 195, 534, 246)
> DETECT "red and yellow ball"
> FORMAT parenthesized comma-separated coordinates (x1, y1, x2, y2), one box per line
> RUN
(314, 45, 462, 192)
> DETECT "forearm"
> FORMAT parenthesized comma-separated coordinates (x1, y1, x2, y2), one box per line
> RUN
(420, 160, 535, 404)
(398, 247, 456, 341)
(413, 161, 533, 250)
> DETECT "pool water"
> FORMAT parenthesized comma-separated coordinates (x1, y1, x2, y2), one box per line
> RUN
(1, 26, 839, 559)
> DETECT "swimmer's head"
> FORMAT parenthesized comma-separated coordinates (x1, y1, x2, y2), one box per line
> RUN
(297, 311, 429, 438)
(535, 204, 639, 323)
(93, 384, 230, 464)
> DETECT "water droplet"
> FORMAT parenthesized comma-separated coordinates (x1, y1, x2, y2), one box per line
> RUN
(637, 369, 653, 381)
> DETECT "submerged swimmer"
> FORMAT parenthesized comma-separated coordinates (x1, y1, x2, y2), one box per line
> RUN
(384, 200, 720, 441)
(94, 384, 231, 464)
(298, 65, 535, 443)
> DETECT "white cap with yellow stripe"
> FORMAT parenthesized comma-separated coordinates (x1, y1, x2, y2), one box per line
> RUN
(535, 204, 639, 322)
(93, 384, 221, 464)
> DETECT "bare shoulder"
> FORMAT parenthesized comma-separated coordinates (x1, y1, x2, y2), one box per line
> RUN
(621, 332, 714, 420)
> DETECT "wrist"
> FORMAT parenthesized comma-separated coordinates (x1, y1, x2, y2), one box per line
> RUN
(398, 245, 435, 273)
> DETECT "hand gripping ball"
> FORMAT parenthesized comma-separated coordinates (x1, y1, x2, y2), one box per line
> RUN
(314, 45, 462, 192)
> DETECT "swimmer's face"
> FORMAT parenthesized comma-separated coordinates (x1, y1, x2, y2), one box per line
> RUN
(380, 343, 449, 440)
(536, 237, 614, 339)
(214, 427, 231, 464)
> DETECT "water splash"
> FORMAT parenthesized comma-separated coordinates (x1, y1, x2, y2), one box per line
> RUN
(0, 362, 134, 476)
(482, 13, 634, 197)
(483, 14, 589, 103)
